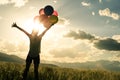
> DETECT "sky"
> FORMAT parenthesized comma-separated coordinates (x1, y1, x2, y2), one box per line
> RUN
(0, 0, 120, 63)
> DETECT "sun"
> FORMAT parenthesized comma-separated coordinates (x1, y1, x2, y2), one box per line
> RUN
(23, 18, 46, 35)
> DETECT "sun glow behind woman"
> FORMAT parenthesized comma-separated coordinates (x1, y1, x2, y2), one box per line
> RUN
(23, 18, 46, 35)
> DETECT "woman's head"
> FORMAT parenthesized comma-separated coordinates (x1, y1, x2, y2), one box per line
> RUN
(31, 28, 39, 36)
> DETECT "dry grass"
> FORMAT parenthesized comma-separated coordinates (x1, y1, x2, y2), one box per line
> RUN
(0, 62, 120, 80)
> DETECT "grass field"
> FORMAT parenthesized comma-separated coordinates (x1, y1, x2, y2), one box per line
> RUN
(0, 62, 120, 80)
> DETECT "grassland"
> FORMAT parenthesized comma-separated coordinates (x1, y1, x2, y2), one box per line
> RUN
(0, 62, 120, 80)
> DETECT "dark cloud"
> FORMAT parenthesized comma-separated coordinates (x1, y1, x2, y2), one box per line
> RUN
(94, 38, 120, 51)
(65, 30, 120, 51)
(64, 30, 95, 41)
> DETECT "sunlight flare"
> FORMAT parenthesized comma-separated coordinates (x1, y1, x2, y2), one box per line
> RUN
(23, 18, 46, 35)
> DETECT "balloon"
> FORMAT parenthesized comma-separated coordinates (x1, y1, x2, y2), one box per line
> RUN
(44, 5, 54, 16)
(34, 15, 40, 23)
(49, 15, 58, 24)
(52, 10, 58, 16)
(37, 5, 59, 28)
(41, 16, 53, 28)
(39, 15, 48, 23)
(39, 8, 45, 15)
(39, 15, 52, 28)
(43, 20, 52, 28)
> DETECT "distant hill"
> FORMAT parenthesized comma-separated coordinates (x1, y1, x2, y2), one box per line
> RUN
(0, 52, 24, 63)
(55, 60, 120, 71)
(0, 52, 58, 67)
(0, 52, 120, 71)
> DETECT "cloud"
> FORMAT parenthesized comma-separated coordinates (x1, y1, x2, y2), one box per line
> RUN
(0, 16, 2, 20)
(99, 0, 102, 3)
(109, 52, 120, 61)
(112, 35, 120, 42)
(99, 8, 120, 20)
(53, 0, 57, 3)
(17, 41, 28, 52)
(49, 48, 79, 58)
(0, 40, 17, 53)
(64, 30, 95, 41)
(0, 39, 28, 53)
(58, 17, 70, 25)
(0, 0, 9, 5)
(94, 38, 120, 51)
(116, 54, 120, 57)
(81, 1, 91, 7)
(49, 42, 91, 61)
(48, 41, 109, 62)
(64, 30, 120, 51)
(92, 12, 95, 16)
(0, 0, 28, 7)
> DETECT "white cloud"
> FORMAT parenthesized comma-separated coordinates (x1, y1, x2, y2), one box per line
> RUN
(81, 1, 91, 7)
(0, 39, 28, 54)
(0, 40, 17, 53)
(99, 0, 102, 3)
(112, 35, 120, 42)
(29, 6, 36, 10)
(0, 0, 28, 7)
(99, 8, 111, 16)
(99, 8, 120, 20)
(12, 0, 28, 7)
(0, 0, 9, 5)
(49, 47, 90, 62)
(53, 0, 57, 3)
(58, 17, 70, 25)
(0, 16, 2, 20)
(92, 12, 95, 16)
(111, 13, 119, 20)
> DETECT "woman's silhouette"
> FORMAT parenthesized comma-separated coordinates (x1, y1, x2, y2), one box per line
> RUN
(12, 22, 51, 80)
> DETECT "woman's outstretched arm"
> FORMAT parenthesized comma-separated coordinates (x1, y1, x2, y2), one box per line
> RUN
(12, 22, 30, 37)
(39, 24, 53, 38)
